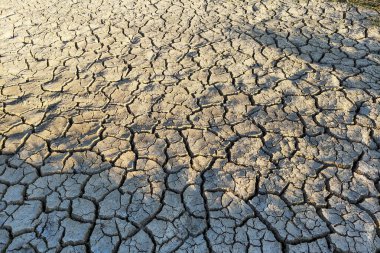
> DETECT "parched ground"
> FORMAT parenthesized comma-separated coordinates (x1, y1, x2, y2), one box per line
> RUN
(0, 0, 380, 252)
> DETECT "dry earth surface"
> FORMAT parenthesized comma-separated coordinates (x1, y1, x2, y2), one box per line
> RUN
(1, 0, 380, 252)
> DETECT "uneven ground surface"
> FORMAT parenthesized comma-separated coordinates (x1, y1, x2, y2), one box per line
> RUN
(1, 0, 380, 252)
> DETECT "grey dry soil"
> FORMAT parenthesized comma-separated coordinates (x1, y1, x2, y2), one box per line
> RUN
(0, 0, 380, 252)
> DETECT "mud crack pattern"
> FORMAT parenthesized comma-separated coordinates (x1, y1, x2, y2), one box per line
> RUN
(1, 0, 380, 252)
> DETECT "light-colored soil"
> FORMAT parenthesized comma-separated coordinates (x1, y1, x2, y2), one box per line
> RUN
(0, 0, 380, 252)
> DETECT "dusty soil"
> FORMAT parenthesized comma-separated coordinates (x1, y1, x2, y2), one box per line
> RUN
(0, 0, 380, 252)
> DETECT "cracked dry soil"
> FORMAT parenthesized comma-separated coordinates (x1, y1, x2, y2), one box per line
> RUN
(1, 0, 380, 252)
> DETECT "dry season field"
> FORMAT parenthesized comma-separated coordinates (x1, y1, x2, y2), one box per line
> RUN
(0, 0, 380, 252)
